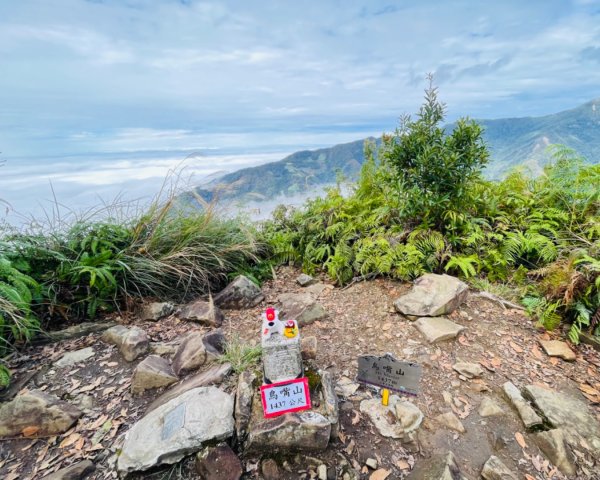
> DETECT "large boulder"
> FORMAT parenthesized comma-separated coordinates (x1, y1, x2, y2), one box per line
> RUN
(213, 275, 264, 309)
(172, 329, 225, 376)
(131, 355, 178, 395)
(277, 292, 328, 327)
(178, 299, 224, 327)
(394, 273, 468, 318)
(0, 390, 82, 437)
(139, 302, 174, 322)
(101, 325, 149, 362)
(118, 386, 234, 475)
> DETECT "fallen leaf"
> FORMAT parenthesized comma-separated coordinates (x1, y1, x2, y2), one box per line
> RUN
(515, 432, 528, 449)
(337, 431, 347, 444)
(531, 345, 544, 360)
(525, 475, 536, 480)
(370, 469, 391, 480)
(579, 384, 600, 396)
(510, 341, 524, 353)
(351, 410, 361, 425)
(549, 357, 559, 366)
(490, 358, 502, 368)
(22, 426, 40, 437)
(74, 436, 85, 450)
(382, 323, 391, 331)
(59, 432, 81, 449)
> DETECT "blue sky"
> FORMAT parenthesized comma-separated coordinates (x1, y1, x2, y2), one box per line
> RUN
(1, 0, 600, 218)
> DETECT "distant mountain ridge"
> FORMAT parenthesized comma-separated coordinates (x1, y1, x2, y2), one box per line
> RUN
(189, 98, 600, 204)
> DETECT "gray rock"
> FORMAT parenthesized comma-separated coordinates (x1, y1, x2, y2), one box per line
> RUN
(502, 382, 544, 429)
(320, 370, 340, 440)
(234, 370, 256, 440)
(533, 429, 576, 476)
(195, 443, 242, 480)
(172, 331, 222, 376)
(317, 464, 328, 480)
(452, 361, 484, 379)
(580, 331, 600, 351)
(365, 458, 378, 469)
(32, 321, 115, 345)
(146, 363, 232, 413)
(246, 411, 331, 452)
(0, 390, 83, 437)
(139, 302, 174, 321)
(278, 292, 328, 327)
(413, 317, 465, 343)
(523, 384, 600, 455)
(538, 340, 576, 361)
(335, 377, 360, 397)
(407, 451, 467, 480)
(150, 340, 180, 357)
(42, 460, 95, 480)
(261, 459, 281, 480)
(435, 411, 465, 433)
(394, 273, 468, 317)
(481, 456, 517, 480)
(478, 397, 504, 417)
(118, 386, 234, 475)
(301, 336, 318, 360)
(360, 395, 423, 439)
(213, 275, 264, 309)
(54, 347, 95, 368)
(131, 355, 178, 395)
(203, 328, 226, 355)
(178, 299, 224, 327)
(102, 325, 149, 362)
(72, 394, 94, 412)
(296, 273, 317, 287)
(305, 283, 328, 298)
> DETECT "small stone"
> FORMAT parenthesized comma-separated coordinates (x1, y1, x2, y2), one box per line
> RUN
(278, 292, 328, 326)
(297, 273, 317, 287)
(394, 400, 424, 432)
(150, 341, 180, 357)
(481, 455, 517, 480)
(413, 317, 465, 343)
(393, 273, 468, 317)
(435, 411, 465, 433)
(452, 361, 484, 379)
(172, 330, 221, 376)
(365, 458, 378, 469)
(502, 382, 543, 429)
(54, 347, 95, 368)
(360, 396, 422, 439)
(139, 302, 174, 321)
(213, 275, 264, 309)
(478, 397, 504, 417)
(335, 376, 360, 397)
(0, 390, 83, 437)
(261, 459, 281, 480)
(539, 340, 576, 361)
(131, 355, 178, 395)
(442, 391, 453, 405)
(73, 394, 94, 412)
(306, 283, 328, 298)
(317, 464, 328, 480)
(42, 459, 95, 480)
(178, 299, 224, 327)
(301, 336, 318, 360)
(408, 452, 467, 480)
(533, 429, 576, 476)
(327, 466, 336, 480)
(195, 443, 242, 480)
(102, 325, 149, 362)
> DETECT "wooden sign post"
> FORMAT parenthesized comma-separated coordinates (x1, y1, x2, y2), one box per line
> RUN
(357, 353, 422, 400)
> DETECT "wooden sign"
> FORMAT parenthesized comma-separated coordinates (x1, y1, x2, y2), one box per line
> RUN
(357, 353, 422, 396)
(260, 377, 311, 418)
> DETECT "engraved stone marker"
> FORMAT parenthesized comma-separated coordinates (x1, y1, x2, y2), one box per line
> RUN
(357, 353, 422, 396)
(261, 308, 303, 384)
(161, 402, 186, 440)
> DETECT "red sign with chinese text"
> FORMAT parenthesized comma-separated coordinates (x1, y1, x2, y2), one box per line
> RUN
(260, 377, 311, 418)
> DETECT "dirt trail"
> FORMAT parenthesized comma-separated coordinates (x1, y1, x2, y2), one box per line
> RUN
(1, 266, 600, 479)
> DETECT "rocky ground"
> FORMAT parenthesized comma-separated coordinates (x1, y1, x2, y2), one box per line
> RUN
(1, 266, 600, 480)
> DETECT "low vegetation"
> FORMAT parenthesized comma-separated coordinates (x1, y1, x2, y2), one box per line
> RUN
(263, 80, 599, 344)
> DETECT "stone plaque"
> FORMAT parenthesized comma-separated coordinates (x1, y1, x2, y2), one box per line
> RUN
(357, 353, 422, 396)
(261, 308, 303, 384)
(161, 402, 186, 440)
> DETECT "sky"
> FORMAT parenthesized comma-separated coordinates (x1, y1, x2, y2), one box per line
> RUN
(1, 0, 600, 219)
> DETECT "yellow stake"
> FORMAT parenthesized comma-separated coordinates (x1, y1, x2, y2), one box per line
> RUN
(382, 388, 390, 406)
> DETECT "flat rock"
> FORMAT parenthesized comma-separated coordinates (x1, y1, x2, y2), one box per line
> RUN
(32, 321, 115, 345)
(538, 340, 576, 361)
(533, 429, 576, 476)
(296, 273, 317, 287)
(478, 397, 504, 417)
(524, 384, 600, 455)
(413, 317, 465, 343)
(213, 275, 264, 309)
(278, 292, 327, 326)
(102, 325, 149, 362)
(146, 363, 232, 413)
(42, 459, 95, 480)
(172, 330, 224, 376)
(305, 283, 328, 298)
(335, 376, 360, 397)
(118, 386, 234, 475)
(435, 411, 465, 433)
(481, 456, 517, 480)
(150, 340, 180, 357)
(360, 396, 423, 439)
(131, 355, 178, 395)
(394, 273, 468, 317)
(301, 336, 318, 360)
(407, 451, 467, 480)
(0, 390, 82, 437)
(195, 443, 242, 480)
(502, 382, 544, 429)
(54, 347, 95, 368)
(178, 299, 224, 327)
(452, 361, 483, 379)
(139, 302, 174, 321)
